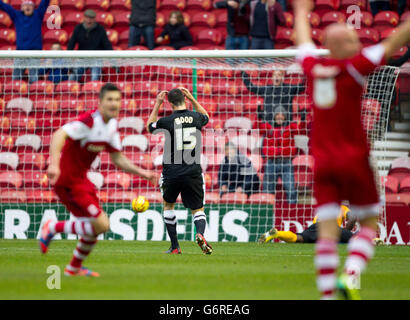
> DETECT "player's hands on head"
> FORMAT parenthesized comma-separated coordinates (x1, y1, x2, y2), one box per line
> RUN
(156, 90, 168, 105)
(178, 87, 195, 102)
(47, 164, 60, 185)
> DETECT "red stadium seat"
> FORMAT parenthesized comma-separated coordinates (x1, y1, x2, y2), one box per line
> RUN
(381, 175, 399, 193)
(29, 80, 55, 96)
(0, 152, 19, 170)
(10, 117, 37, 132)
(186, 0, 212, 11)
(380, 27, 397, 41)
(191, 11, 217, 28)
(22, 171, 49, 188)
(0, 116, 10, 132)
(0, 28, 16, 44)
(374, 11, 399, 33)
(385, 193, 410, 206)
(0, 190, 27, 202)
(133, 81, 158, 97)
(124, 152, 154, 170)
(314, 0, 340, 15)
(96, 12, 115, 28)
(106, 28, 119, 45)
(15, 134, 42, 152)
(339, 0, 366, 11)
(361, 98, 381, 132)
(292, 155, 314, 189)
(119, 29, 129, 46)
(84, 0, 110, 11)
(26, 190, 57, 203)
(357, 27, 379, 45)
(55, 80, 81, 95)
(307, 12, 321, 28)
(143, 191, 163, 203)
(0, 12, 12, 28)
(122, 134, 149, 152)
(42, 10, 63, 28)
(4, 80, 28, 94)
(110, 0, 130, 10)
(112, 10, 130, 30)
(390, 157, 410, 173)
(160, 0, 186, 11)
(205, 191, 220, 204)
(6, 97, 33, 114)
(275, 27, 294, 48)
(154, 46, 175, 50)
(220, 192, 248, 204)
(195, 28, 222, 47)
(104, 172, 131, 190)
(107, 191, 137, 202)
(127, 45, 149, 50)
(321, 11, 346, 27)
(392, 46, 409, 60)
(156, 12, 166, 28)
(0, 44, 16, 50)
(118, 116, 144, 134)
(283, 12, 294, 28)
(0, 136, 14, 152)
(399, 176, 410, 194)
(34, 98, 59, 115)
(82, 81, 104, 95)
(0, 171, 23, 189)
(346, 11, 373, 28)
(311, 28, 324, 45)
(113, 81, 132, 98)
(63, 11, 83, 27)
(17, 153, 47, 170)
(60, 0, 85, 10)
(248, 193, 275, 204)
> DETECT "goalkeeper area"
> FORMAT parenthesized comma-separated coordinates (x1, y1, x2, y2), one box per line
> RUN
(0, 240, 410, 299)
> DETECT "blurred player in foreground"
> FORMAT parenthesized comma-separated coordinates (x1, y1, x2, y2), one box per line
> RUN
(40, 83, 157, 277)
(147, 88, 212, 255)
(294, 0, 410, 299)
(259, 206, 355, 244)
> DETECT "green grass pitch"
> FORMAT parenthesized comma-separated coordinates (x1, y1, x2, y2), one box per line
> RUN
(0, 240, 409, 300)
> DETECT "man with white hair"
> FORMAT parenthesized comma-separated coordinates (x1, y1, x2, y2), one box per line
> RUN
(0, 0, 50, 82)
(294, 0, 410, 300)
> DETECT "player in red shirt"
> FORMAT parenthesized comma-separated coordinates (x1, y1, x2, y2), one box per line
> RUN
(40, 83, 157, 277)
(294, 0, 410, 299)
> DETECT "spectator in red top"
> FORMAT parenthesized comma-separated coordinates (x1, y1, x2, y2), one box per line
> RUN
(249, 0, 285, 49)
(214, 0, 251, 50)
(258, 106, 307, 203)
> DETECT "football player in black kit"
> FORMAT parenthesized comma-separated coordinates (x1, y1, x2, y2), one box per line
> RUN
(147, 87, 212, 255)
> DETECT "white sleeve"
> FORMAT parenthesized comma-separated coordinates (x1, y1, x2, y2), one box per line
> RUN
(296, 42, 318, 63)
(362, 44, 385, 65)
(109, 132, 122, 152)
(62, 121, 91, 140)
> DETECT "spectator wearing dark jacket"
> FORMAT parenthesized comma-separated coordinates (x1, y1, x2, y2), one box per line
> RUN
(129, 0, 156, 49)
(257, 106, 307, 203)
(156, 11, 192, 50)
(39, 43, 69, 84)
(249, 0, 285, 49)
(218, 143, 260, 196)
(0, 0, 50, 82)
(369, 0, 390, 16)
(214, 0, 250, 50)
(241, 70, 305, 122)
(67, 10, 112, 81)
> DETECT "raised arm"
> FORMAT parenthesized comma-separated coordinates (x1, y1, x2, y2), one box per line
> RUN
(36, 0, 51, 18)
(0, 0, 18, 20)
(241, 71, 268, 95)
(294, 0, 314, 46)
(146, 91, 168, 132)
(381, 19, 410, 62)
(179, 87, 209, 119)
(47, 128, 69, 185)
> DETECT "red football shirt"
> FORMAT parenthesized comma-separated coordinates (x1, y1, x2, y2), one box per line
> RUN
(56, 110, 122, 186)
(296, 43, 386, 165)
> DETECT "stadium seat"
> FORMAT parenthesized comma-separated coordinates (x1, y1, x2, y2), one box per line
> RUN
(373, 11, 399, 33)
(131, 175, 150, 188)
(98, 190, 108, 202)
(110, 0, 130, 10)
(275, 27, 295, 48)
(191, 11, 217, 28)
(385, 193, 410, 206)
(82, 80, 105, 95)
(124, 152, 154, 170)
(0, 12, 12, 28)
(60, 0, 85, 10)
(215, 10, 227, 28)
(392, 46, 409, 59)
(0, 44, 15, 50)
(186, 0, 212, 11)
(43, 29, 68, 45)
(0, 190, 27, 202)
(64, 12, 84, 27)
(4, 80, 28, 95)
(307, 12, 321, 28)
(17, 152, 46, 170)
(0, 116, 10, 132)
(0, 152, 19, 170)
(104, 172, 131, 190)
(156, 12, 166, 28)
(84, 0, 110, 11)
(380, 28, 397, 41)
(347, 10, 373, 28)
(220, 192, 248, 204)
(195, 28, 222, 47)
(0, 28, 16, 44)
(143, 191, 163, 203)
(311, 28, 324, 45)
(127, 45, 149, 51)
(248, 193, 275, 204)
(118, 117, 144, 134)
(294, 135, 309, 155)
(321, 11, 346, 27)
(160, 0, 186, 11)
(22, 171, 49, 188)
(390, 157, 410, 173)
(29, 80, 54, 96)
(0, 171, 23, 189)
(10, 117, 37, 132)
(106, 29, 119, 45)
(357, 27, 379, 45)
(314, 0, 340, 15)
(292, 94, 312, 114)
(96, 12, 115, 28)
(361, 98, 381, 132)
(107, 190, 137, 202)
(33, 98, 59, 115)
(154, 46, 175, 50)
(205, 191, 220, 204)
(382, 175, 399, 193)
(26, 190, 57, 203)
(87, 171, 105, 190)
(292, 155, 314, 189)
(122, 134, 149, 152)
(55, 80, 81, 95)
(339, 0, 366, 11)
(14, 134, 42, 152)
(399, 176, 410, 194)
(224, 117, 253, 132)
(283, 12, 294, 28)
(0, 135, 14, 151)
(134, 81, 158, 97)
(112, 10, 130, 31)
(6, 97, 33, 114)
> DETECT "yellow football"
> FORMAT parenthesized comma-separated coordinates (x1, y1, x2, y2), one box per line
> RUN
(132, 195, 149, 213)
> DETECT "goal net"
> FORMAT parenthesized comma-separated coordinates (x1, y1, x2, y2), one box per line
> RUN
(0, 50, 399, 242)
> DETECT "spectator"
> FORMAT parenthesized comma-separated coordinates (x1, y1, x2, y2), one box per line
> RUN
(369, 0, 391, 16)
(67, 9, 112, 82)
(249, 0, 285, 49)
(397, 0, 406, 16)
(39, 43, 69, 84)
(241, 69, 305, 122)
(214, 0, 251, 50)
(156, 11, 192, 50)
(257, 106, 306, 203)
(218, 142, 260, 196)
(129, 0, 156, 50)
(0, 0, 50, 83)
